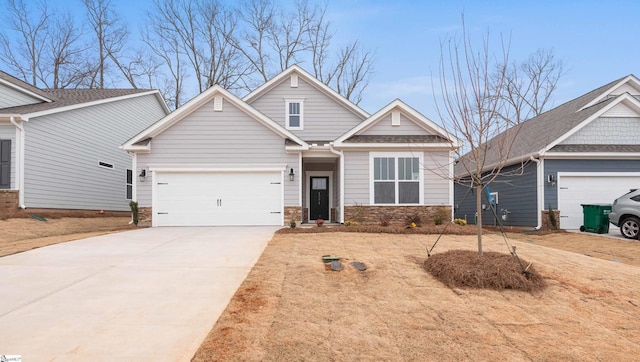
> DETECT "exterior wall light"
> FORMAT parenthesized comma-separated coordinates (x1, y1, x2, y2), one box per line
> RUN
(289, 168, 295, 181)
(139, 169, 147, 182)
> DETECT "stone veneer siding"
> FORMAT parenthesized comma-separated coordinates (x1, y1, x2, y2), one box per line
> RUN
(344, 205, 452, 225)
(284, 206, 302, 224)
(541, 210, 560, 230)
(138, 207, 152, 223)
(0, 190, 19, 216)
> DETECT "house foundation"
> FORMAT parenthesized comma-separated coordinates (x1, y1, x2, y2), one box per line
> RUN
(344, 205, 452, 225)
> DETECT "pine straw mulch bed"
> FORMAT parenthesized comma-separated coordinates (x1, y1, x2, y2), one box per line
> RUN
(278, 223, 547, 292)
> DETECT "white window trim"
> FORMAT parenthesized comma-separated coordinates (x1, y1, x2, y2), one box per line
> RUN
(369, 152, 424, 205)
(285, 98, 304, 130)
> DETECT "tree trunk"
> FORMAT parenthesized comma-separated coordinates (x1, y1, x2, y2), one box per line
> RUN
(476, 184, 483, 256)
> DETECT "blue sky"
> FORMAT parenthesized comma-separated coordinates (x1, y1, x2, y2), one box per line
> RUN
(54, 0, 640, 118)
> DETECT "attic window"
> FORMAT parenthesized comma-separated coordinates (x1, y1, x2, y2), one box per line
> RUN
(213, 96, 223, 111)
(99, 161, 114, 169)
(291, 74, 298, 88)
(391, 111, 400, 126)
(285, 99, 304, 130)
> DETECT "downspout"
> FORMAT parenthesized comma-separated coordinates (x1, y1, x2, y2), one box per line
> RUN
(129, 151, 137, 225)
(10, 116, 26, 208)
(530, 155, 543, 230)
(329, 144, 344, 224)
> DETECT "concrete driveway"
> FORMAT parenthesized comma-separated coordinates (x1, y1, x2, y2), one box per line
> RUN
(0, 226, 278, 361)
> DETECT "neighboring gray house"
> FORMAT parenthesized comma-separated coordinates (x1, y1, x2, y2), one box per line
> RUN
(0, 71, 169, 212)
(454, 74, 640, 230)
(122, 65, 459, 227)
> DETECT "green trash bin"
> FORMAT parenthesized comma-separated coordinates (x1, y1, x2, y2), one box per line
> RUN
(580, 204, 612, 234)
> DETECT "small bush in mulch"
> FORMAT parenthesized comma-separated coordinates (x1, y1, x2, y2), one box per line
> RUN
(275, 223, 478, 235)
(424, 250, 547, 293)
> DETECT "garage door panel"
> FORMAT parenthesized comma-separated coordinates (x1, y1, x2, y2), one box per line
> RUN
(558, 174, 640, 230)
(154, 171, 282, 227)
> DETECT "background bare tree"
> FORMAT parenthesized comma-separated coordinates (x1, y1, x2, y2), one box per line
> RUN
(0, 0, 51, 86)
(436, 19, 564, 255)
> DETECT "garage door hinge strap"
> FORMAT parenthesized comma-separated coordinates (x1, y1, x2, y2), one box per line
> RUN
(157, 182, 169, 185)
(270, 211, 281, 214)
(157, 212, 169, 215)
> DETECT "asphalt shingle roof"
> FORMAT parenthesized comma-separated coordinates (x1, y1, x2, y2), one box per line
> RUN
(344, 135, 448, 143)
(455, 75, 629, 176)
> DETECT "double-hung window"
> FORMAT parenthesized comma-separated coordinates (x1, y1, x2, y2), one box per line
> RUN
(126, 169, 133, 200)
(371, 153, 422, 204)
(285, 99, 304, 130)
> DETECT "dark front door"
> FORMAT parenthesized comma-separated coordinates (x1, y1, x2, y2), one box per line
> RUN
(310, 176, 329, 221)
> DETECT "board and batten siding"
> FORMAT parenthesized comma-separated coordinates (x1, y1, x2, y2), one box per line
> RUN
(23, 94, 167, 210)
(0, 83, 42, 108)
(543, 159, 640, 209)
(0, 124, 16, 189)
(247, 77, 365, 141)
(454, 162, 538, 227)
(136, 98, 300, 207)
(561, 117, 640, 145)
(343, 150, 452, 206)
(360, 114, 432, 136)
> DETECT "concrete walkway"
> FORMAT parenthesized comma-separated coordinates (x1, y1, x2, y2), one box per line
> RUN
(0, 226, 278, 361)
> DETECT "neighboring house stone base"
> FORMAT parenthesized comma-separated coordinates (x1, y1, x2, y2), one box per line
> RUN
(344, 205, 452, 225)
(139, 207, 153, 223)
(541, 209, 561, 230)
(0, 190, 19, 216)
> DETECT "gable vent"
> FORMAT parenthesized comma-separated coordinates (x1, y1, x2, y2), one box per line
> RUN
(213, 96, 223, 111)
(291, 74, 298, 88)
(391, 111, 401, 126)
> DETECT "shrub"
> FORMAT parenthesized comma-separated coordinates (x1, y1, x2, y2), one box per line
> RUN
(344, 220, 359, 226)
(404, 212, 422, 227)
(129, 201, 139, 226)
(433, 208, 448, 225)
(548, 204, 558, 230)
(316, 219, 325, 227)
(453, 218, 467, 226)
(289, 219, 297, 228)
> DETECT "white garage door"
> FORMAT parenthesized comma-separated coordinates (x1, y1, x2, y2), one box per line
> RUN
(154, 171, 282, 226)
(557, 173, 640, 230)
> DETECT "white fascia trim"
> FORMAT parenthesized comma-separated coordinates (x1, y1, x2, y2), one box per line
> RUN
(543, 152, 640, 159)
(580, 75, 640, 110)
(334, 99, 460, 147)
(243, 65, 370, 119)
(122, 144, 151, 153)
(286, 145, 310, 151)
(544, 93, 640, 152)
(557, 171, 640, 178)
(0, 78, 52, 103)
(23, 90, 161, 119)
(334, 142, 455, 149)
(147, 164, 287, 172)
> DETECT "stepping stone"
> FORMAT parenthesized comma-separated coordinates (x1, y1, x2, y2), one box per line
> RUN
(351, 261, 367, 271)
(330, 261, 343, 271)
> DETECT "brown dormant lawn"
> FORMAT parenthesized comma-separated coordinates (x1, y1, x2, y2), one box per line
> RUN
(194, 231, 640, 361)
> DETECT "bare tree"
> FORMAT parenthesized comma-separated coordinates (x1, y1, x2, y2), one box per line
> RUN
(0, 0, 51, 86)
(82, 0, 129, 88)
(437, 19, 564, 255)
(41, 13, 90, 89)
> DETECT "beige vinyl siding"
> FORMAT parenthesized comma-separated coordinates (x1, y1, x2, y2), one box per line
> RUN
(343, 150, 451, 206)
(23, 94, 167, 210)
(136, 99, 299, 207)
(423, 151, 451, 205)
(561, 117, 640, 145)
(343, 151, 369, 205)
(361, 114, 432, 136)
(0, 125, 16, 189)
(247, 77, 365, 141)
(0, 83, 42, 108)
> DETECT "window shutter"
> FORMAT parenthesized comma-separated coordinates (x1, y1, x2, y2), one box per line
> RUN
(0, 139, 11, 189)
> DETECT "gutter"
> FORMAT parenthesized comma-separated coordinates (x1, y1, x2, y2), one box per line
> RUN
(329, 143, 344, 224)
(9, 116, 26, 208)
(530, 155, 543, 230)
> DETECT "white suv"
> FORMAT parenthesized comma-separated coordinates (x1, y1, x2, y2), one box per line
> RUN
(609, 189, 640, 239)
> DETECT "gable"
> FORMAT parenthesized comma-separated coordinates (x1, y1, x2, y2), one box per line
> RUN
(360, 112, 433, 136)
(0, 82, 43, 109)
(609, 82, 640, 96)
(247, 75, 366, 141)
(145, 96, 288, 163)
(601, 102, 639, 117)
(560, 117, 640, 145)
